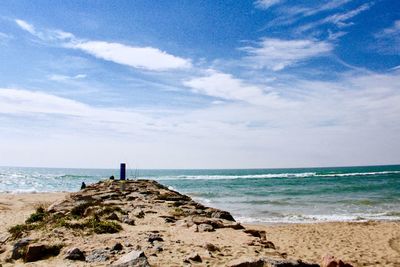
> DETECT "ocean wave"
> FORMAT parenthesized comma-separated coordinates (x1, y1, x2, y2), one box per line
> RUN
(155, 172, 317, 180)
(235, 212, 400, 224)
(317, 171, 400, 177)
(153, 170, 400, 180)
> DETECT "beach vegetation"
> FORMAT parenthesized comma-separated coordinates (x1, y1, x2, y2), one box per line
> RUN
(96, 205, 126, 216)
(25, 206, 47, 224)
(93, 220, 122, 234)
(171, 207, 185, 217)
(86, 216, 122, 234)
(8, 224, 34, 239)
(70, 201, 94, 218)
(157, 192, 175, 200)
(54, 214, 122, 234)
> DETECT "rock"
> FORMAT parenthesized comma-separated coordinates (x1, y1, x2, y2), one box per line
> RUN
(211, 210, 235, 221)
(190, 224, 198, 232)
(198, 223, 214, 232)
(185, 252, 202, 262)
(159, 215, 176, 223)
(244, 229, 267, 240)
(228, 257, 320, 267)
(112, 243, 123, 251)
(111, 250, 150, 267)
(321, 255, 353, 267)
(86, 249, 110, 262)
(154, 245, 163, 252)
(11, 238, 32, 260)
(107, 212, 120, 221)
(263, 241, 275, 249)
(224, 222, 245, 230)
(65, 247, 85, 261)
(268, 259, 320, 267)
(227, 257, 265, 267)
(25, 244, 46, 262)
(136, 210, 145, 218)
(122, 215, 135, 225)
(148, 233, 163, 243)
(24, 244, 62, 262)
(204, 243, 220, 252)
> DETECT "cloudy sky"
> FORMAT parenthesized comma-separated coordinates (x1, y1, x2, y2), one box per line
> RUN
(0, 0, 399, 169)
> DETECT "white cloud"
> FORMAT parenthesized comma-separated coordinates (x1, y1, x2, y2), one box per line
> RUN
(0, 88, 163, 134)
(254, 0, 282, 9)
(15, 19, 75, 42)
(48, 74, 87, 81)
(240, 38, 333, 71)
(183, 70, 288, 107)
(14, 19, 191, 72)
(0, 32, 12, 43)
(1, 69, 400, 168)
(15, 19, 36, 35)
(296, 3, 373, 33)
(374, 20, 400, 54)
(71, 41, 192, 71)
(299, 0, 352, 17)
(380, 20, 400, 36)
(0, 88, 89, 116)
(322, 3, 372, 27)
(264, 0, 352, 29)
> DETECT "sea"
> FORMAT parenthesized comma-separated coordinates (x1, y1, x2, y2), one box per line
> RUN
(1, 165, 399, 224)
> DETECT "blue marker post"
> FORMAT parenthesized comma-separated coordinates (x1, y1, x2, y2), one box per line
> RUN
(120, 163, 126, 180)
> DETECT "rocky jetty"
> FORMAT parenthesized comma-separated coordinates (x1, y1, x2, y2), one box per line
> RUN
(0, 179, 343, 266)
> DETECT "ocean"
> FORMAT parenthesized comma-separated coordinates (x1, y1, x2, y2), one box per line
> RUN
(1, 165, 399, 224)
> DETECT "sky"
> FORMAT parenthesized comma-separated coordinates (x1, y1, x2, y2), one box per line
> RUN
(0, 0, 399, 169)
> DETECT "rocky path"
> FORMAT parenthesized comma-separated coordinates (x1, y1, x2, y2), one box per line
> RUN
(0, 179, 339, 266)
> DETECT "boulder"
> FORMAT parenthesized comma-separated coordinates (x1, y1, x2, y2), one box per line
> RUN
(135, 210, 145, 218)
(244, 230, 267, 240)
(227, 257, 265, 267)
(112, 243, 123, 251)
(111, 250, 150, 267)
(185, 252, 202, 262)
(24, 244, 61, 262)
(86, 249, 110, 262)
(211, 210, 235, 221)
(11, 238, 32, 260)
(25, 244, 46, 262)
(190, 224, 198, 232)
(122, 216, 135, 225)
(64, 247, 85, 261)
(264, 241, 275, 249)
(148, 233, 164, 243)
(321, 255, 353, 267)
(265, 258, 320, 267)
(107, 212, 120, 221)
(228, 257, 320, 267)
(204, 242, 220, 252)
(198, 223, 214, 232)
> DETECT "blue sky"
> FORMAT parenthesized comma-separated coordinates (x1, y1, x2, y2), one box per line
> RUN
(0, 0, 399, 168)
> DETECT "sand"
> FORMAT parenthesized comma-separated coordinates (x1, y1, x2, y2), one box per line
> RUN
(0, 190, 400, 266)
(251, 222, 400, 266)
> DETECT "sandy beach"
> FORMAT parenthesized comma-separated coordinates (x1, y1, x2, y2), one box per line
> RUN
(0, 188, 400, 266)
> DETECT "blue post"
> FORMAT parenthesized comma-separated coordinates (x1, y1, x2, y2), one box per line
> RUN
(120, 163, 126, 180)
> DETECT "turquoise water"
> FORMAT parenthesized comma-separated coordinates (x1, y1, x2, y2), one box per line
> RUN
(1, 165, 399, 223)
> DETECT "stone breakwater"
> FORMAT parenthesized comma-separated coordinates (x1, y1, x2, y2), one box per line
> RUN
(0, 179, 352, 266)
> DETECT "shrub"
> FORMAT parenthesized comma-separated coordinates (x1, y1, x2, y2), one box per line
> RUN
(26, 207, 47, 224)
(70, 202, 93, 218)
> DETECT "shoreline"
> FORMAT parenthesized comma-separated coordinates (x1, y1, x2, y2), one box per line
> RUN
(1, 191, 400, 266)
